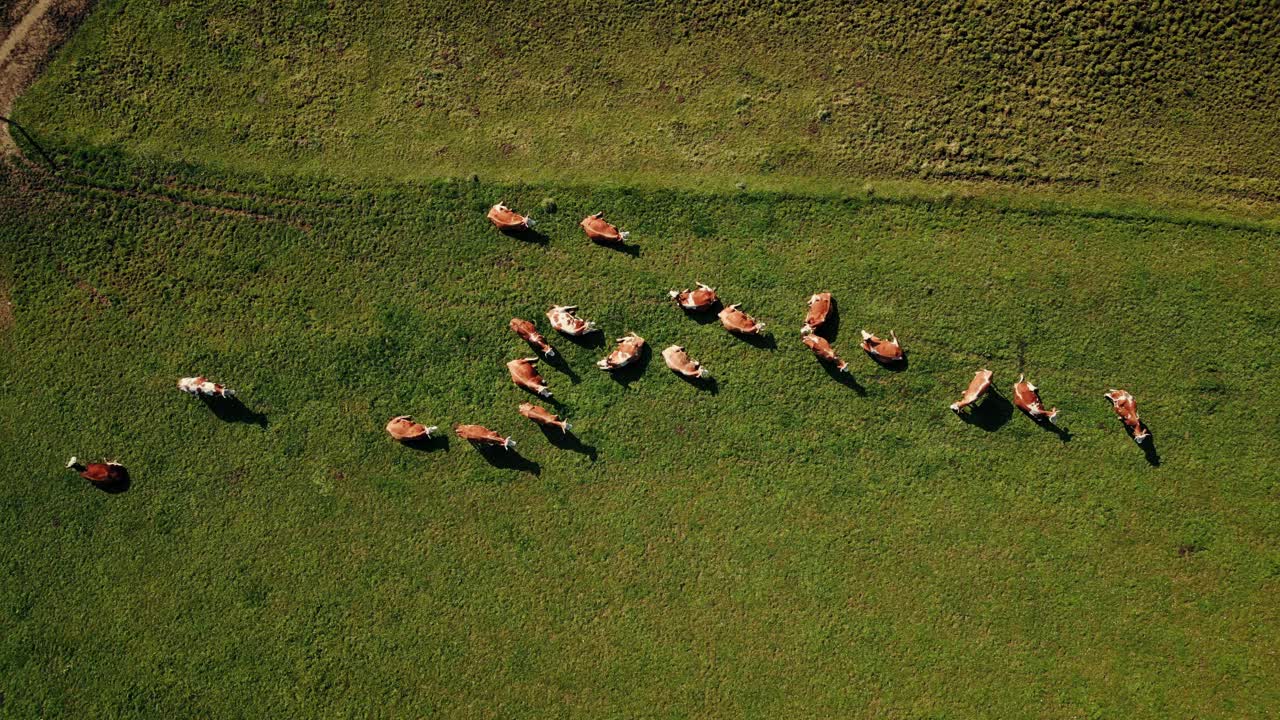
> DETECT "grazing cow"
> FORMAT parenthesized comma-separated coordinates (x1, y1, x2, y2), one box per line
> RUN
(510, 317, 556, 357)
(662, 345, 708, 379)
(507, 357, 552, 397)
(598, 334, 646, 371)
(670, 283, 719, 312)
(860, 330, 904, 364)
(546, 305, 599, 336)
(519, 402, 572, 433)
(487, 202, 535, 232)
(454, 424, 515, 450)
(950, 369, 994, 413)
(178, 376, 236, 398)
(385, 415, 437, 442)
(801, 293, 833, 336)
(802, 333, 848, 371)
(718, 304, 766, 335)
(65, 456, 125, 485)
(1104, 389, 1149, 443)
(1012, 374, 1059, 424)
(580, 212, 630, 245)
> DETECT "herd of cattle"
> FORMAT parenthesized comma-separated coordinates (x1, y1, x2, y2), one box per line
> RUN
(64, 202, 1152, 487)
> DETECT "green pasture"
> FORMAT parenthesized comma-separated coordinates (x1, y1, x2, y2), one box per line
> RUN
(1, 156, 1278, 717)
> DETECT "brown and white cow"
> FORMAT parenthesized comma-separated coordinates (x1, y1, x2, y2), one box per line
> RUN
(669, 283, 718, 312)
(546, 305, 599, 336)
(66, 456, 126, 486)
(719, 303, 766, 335)
(178, 375, 236, 398)
(598, 333, 646, 371)
(510, 317, 556, 357)
(1104, 389, 1149, 443)
(1012, 374, 1059, 424)
(860, 330, 904, 364)
(662, 345, 708, 379)
(801, 293, 833, 336)
(507, 357, 552, 398)
(581, 212, 630, 245)
(454, 424, 515, 450)
(487, 202, 534, 232)
(519, 402, 572, 433)
(385, 415, 438, 442)
(802, 333, 848, 372)
(950, 369, 994, 413)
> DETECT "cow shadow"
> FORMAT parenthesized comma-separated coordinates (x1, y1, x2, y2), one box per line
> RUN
(811, 297, 839, 341)
(402, 434, 449, 452)
(94, 467, 131, 494)
(1022, 411, 1071, 442)
(957, 389, 1014, 432)
(561, 332, 605, 349)
(866, 351, 909, 372)
(1129, 426, 1160, 466)
(676, 372, 719, 394)
(606, 347, 651, 387)
(199, 395, 268, 427)
(736, 332, 777, 350)
(503, 227, 549, 245)
(539, 426, 598, 460)
(541, 352, 581, 384)
(821, 362, 866, 395)
(683, 307, 722, 325)
(473, 444, 541, 475)
(594, 240, 640, 257)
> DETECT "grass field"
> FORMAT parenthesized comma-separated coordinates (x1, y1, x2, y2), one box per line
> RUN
(2, 153, 1279, 717)
(3, 0, 1280, 717)
(12, 0, 1280, 211)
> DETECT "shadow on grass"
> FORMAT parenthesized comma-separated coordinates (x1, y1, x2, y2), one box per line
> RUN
(682, 306, 722, 325)
(1129, 426, 1161, 466)
(502, 227, 549, 245)
(539, 426, 598, 460)
(866, 351, 908, 372)
(810, 296, 839, 341)
(593, 240, 641, 257)
(675, 372, 718, 394)
(199, 395, 268, 427)
(957, 389, 1013, 431)
(402, 434, 449, 452)
(561, 331, 605, 349)
(542, 352, 581, 383)
(1021, 410, 1071, 442)
(736, 332, 776, 350)
(821, 362, 865, 395)
(604, 346, 650, 387)
(474, 444, 541, 475)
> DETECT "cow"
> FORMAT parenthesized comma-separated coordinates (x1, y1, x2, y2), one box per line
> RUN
(598, 333, 646, 371)
(546, 305, 599, 336)
(178, 376, 235, 398)
(454, 424, 515, 450)
(662, 345, 708, 379)
(487, 202, 534, 232)
(669, 282, 719, 312)
(519, 402, 572, 433)
(510, 317, 556, 357)
(580, 212, 630, 246)
(801, 293, 833, 336)
(802, 333, 848, 371)
(507, 357, 552, 398)
(718, 303, 766, 335)
(1104, 389, 1149, 443)
(950, 369, 994, 413)
(1012, 374, 1059, 424)
(65, 456, 126, 486)
(860, 330, 904, 364)
(385, 415, 438, 442)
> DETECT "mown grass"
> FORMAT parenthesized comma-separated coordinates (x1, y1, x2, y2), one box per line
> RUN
(1, 154, 1278, 717)
(13, 0, 1280, 213)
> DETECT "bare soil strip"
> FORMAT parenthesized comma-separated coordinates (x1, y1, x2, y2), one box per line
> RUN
(1, 0, 91, 154)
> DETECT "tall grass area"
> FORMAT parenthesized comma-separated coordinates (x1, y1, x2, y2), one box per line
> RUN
(13, 0, 1280, 212)
(1, 156, 1278, 717)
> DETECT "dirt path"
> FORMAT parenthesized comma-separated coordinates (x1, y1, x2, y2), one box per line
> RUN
(0, 0, 91, 154)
